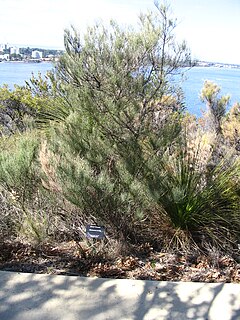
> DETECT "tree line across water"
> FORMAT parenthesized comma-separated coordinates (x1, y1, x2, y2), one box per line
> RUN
(0, 3, 240, 259)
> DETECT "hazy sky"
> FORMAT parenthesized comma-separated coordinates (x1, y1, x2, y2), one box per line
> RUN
(0, 0, 240, 64)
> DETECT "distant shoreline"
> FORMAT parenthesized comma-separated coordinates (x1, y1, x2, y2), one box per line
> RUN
(1, 60, 239, 70)
(196, 61, 240, 69)
(0, 60, 55, 64)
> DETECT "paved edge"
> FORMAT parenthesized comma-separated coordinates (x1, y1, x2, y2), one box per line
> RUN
(0, 271, 240, 320)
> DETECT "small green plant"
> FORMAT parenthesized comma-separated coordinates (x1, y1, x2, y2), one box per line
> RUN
(17, 210, 49, 243)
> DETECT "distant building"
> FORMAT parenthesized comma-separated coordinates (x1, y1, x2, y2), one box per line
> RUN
(31, 50, 43, 59)
(0, 53, 10, 60)
(0, 43, 9, 53)
(10, 46, 20, 55)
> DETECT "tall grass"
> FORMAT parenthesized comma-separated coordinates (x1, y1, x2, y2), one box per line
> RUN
(148, 142, 240, 252)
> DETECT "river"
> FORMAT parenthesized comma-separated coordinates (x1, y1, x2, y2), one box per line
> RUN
(0, 62, 240, 117)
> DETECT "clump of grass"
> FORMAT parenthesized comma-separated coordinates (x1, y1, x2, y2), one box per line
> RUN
(150, 143, 240, 253)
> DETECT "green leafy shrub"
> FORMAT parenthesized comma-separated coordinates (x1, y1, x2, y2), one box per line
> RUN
(32, 4, 240, 253)
(1, 3, 240, 256)
(34, 4, 190, 246)
(0, 132, 39, 193)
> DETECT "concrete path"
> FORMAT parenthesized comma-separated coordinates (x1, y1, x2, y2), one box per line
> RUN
(0, 271, 240, 320)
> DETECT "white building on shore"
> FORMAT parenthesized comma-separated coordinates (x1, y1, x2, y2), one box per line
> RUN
(31, 50, 43, 59)
(0, 53, 10, 60)
(10, 46, 20, 55)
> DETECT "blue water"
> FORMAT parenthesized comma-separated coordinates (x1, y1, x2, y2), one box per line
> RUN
(0, 62, 240, 116)
(0, 61, 53, 88)
(181, 67, 240, 116)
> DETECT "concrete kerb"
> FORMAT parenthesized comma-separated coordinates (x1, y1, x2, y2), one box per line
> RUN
(0, 271, 239, 320)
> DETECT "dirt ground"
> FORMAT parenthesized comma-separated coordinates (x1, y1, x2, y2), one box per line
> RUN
(0, 239, 240, 283)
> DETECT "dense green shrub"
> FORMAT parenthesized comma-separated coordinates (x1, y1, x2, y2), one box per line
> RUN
(0, 132, 39, 192)
(32, 4, 240, 252)
(1, 3, 240, 255)
(34, 3, 191, 244)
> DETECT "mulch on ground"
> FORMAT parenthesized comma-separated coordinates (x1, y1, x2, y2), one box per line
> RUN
(0, 240, 240, 283)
